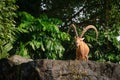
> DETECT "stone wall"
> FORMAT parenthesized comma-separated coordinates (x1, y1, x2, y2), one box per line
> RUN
(0, 55, 120, 80)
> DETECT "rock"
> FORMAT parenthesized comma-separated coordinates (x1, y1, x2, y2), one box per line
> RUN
(0, 56, 120, 80)
(8, 55, 33, 65)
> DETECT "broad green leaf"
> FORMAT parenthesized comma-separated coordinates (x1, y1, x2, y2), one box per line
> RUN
(3, 43, 13, 52)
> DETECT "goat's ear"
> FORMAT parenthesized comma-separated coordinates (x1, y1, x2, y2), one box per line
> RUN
(74, 36, 77, 39)
(81, 38, 84, 40)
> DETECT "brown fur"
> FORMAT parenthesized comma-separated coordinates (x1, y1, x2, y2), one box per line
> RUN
(75, 37, 89, 61)
(68, 24, 98, 61)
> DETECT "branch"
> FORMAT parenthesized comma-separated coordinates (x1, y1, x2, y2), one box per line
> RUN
(76, 11, 102, 27)
(66, 6, 86, 22)
(63, 3, 103, 27)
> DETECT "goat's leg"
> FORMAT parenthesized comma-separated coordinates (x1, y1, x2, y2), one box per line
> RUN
(76, 52, 79, 60)
(85, 55, 88, 61)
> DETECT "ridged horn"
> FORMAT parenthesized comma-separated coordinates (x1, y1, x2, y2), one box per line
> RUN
(80, 25, 98, 39)
(68, 24, 78, 37)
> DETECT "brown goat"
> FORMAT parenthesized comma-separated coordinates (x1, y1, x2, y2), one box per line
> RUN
(68, 24, 98, 61)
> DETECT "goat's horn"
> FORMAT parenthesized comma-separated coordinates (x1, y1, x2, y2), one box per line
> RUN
(80, 25, 98, 39)
(68, 24, 78, 37)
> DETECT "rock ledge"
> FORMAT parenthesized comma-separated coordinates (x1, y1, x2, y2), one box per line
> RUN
(0, 55, 120, 80)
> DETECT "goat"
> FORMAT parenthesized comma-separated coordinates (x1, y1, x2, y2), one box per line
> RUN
(68, 24, 98, 61)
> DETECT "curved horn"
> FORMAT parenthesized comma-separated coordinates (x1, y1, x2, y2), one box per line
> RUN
(68, 24, 78, 37)
(80, 25, 98, 39)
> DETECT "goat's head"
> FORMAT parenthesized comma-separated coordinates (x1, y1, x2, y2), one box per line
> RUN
(75, 37, 84, 48)
(68, 24, 98, 47)
(68, 24, 85, 47)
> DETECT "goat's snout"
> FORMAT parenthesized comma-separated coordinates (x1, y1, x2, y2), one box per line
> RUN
(76, 42, 79, 48)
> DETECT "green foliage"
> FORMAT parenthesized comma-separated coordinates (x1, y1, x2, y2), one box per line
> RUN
(84, 23, 120, 63)
(0, 41, 13, 59)
(0, 0, 119, 63)
(0, 0, 18, 59)
(61, 1, 120, 63)
(14, 12, 70, 59)
(16, 42, 30, 58)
